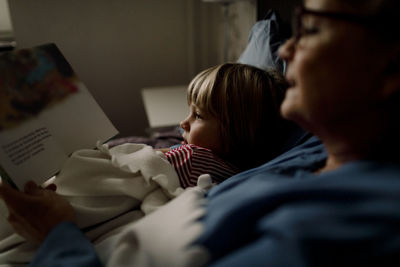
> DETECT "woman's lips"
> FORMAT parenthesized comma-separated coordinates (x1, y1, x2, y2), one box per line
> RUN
(286, 78, 296, 89)
(285, 70, 296, 88)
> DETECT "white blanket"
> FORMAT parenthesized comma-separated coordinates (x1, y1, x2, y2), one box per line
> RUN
(0, 142, 207, 266)
(96, 186, 210, 267)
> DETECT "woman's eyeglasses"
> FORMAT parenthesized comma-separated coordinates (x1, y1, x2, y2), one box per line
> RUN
(292, 6, 377, 42)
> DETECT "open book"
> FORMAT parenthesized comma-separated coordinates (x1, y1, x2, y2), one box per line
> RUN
(0, 43, 118, 189)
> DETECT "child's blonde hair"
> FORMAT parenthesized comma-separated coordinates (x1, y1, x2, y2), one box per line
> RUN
(187, 63, 295, 170)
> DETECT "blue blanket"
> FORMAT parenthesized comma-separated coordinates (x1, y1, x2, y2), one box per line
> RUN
(197, 136, 400, 266)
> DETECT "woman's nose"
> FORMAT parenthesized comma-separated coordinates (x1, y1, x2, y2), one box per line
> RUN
(278, 37, 296, 62)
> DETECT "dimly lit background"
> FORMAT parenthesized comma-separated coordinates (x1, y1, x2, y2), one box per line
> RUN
(1, 0, 256, 136)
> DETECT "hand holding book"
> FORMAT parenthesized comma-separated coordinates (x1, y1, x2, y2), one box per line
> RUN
(0, 180, 76, 243)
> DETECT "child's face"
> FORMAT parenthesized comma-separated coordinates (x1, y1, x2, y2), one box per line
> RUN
(180, 103, 222, 154)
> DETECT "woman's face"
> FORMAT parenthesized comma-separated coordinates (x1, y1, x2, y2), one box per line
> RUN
(279, 0, 387, 134)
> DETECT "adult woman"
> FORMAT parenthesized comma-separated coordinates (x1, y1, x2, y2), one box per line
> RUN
(1, 0, 400, 266)
(279, 0, 400, 171)
(196, 0, 400, 266)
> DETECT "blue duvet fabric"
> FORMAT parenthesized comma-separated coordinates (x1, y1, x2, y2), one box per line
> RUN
(30, 222, 102, 267)
(196, 136, 400, 267)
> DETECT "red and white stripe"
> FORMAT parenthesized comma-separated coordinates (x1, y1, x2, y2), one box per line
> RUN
(165, 144, 239, 188)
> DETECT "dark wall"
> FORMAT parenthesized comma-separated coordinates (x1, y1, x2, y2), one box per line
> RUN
(257, 0, 301, 25)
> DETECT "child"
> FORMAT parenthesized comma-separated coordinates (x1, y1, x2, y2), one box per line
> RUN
(163, 63, 295, 188)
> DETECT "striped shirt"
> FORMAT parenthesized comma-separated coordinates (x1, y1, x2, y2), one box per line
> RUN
(165, 144, 240, 188)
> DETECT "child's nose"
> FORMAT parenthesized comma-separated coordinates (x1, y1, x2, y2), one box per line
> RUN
(180, 119, 189, 131)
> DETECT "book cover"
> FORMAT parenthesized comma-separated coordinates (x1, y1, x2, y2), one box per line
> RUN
(0, 43, 118, 189)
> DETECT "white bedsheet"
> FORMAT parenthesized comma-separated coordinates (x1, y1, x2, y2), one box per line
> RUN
(0, 142, 209, 266)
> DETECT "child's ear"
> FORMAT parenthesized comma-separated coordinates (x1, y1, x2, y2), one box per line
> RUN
(382, 47, 400, 98)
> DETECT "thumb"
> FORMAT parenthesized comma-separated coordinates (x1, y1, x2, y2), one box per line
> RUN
(24, 181, 44, 195)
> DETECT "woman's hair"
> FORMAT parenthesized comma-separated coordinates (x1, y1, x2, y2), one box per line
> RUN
(187, 63, 297, 170)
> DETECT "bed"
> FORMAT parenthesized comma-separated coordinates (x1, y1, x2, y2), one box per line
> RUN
(0, 1, 307, 265)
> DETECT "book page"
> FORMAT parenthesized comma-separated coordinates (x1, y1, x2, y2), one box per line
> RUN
(0, 43, 118, 189)
(33, 44, 118, 153)
(0, 119, 67, 190)
(39, 80, 118, 155)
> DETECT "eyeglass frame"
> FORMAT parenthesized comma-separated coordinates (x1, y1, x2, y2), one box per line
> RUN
(292, 5, 382, 42)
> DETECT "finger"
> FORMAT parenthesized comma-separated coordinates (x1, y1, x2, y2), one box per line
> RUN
(44, 183, 57, 192)
(0, 181, 24, 203)
(7, 211, 22, 225)
(0, 183, 39, 213)
(24, 181, 46, 196)
(8, 213, 42, 243)
(24, 181, 38, 193)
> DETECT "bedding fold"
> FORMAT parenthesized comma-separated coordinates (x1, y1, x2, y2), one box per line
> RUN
(0, 142, 185, 266)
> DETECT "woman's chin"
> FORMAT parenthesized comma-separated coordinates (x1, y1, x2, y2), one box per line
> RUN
(280, 95, 309, 127)
(280, 91, 299, 121)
